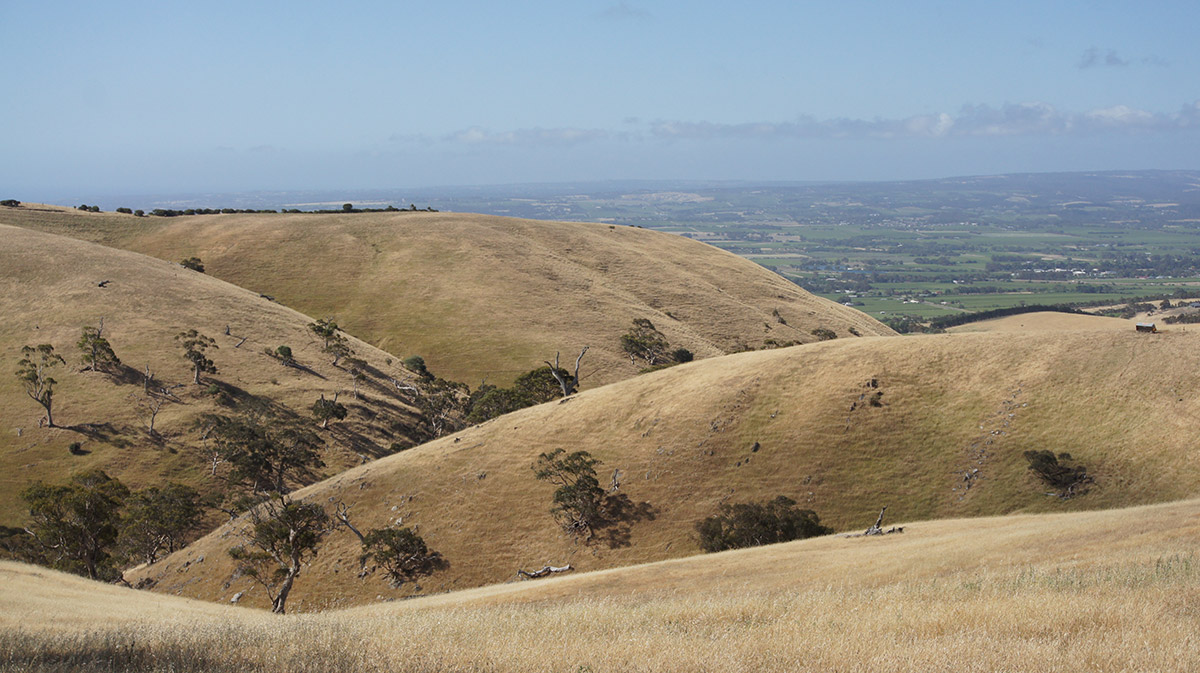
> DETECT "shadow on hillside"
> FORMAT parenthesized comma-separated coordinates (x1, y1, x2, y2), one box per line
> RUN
(65, 421, 132, 448)
(283, 360, 327, 380)
(597, 494, 658, 549)
(106, 363, 146, 387)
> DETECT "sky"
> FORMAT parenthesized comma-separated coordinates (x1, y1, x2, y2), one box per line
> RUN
(2, 0, 1198, 200)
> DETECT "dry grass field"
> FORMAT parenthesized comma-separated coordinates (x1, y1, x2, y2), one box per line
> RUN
(127, 325, 1200, 611)
(0, 224, 426, 523)
(946, 310, 1137, 333)
(2, 204, 894, 387)
(4, 498, 1198, 672)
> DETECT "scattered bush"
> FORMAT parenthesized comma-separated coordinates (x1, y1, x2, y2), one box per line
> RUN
(696, 496, 832, 553)
(0, 199, 19, 207)
(1023, 450, 1092, 497)
(68, 442, 83, 455)
(402, 355, 431, 379)
(115, 207, 133, 214)
(810, 327, 838, 341)
(180, 257, 205, 273)
(671, 348, 694, 363)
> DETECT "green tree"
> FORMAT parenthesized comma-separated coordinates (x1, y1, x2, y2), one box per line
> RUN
(206, 413, 325, 494)
(176, 329, 217, 384)
(16, 344, 65, 427)
(77, 320, 120, 373)
(274, 345, 294, 366)
(619, 318, 669, 367)
(402, 355, 431, 379)
(228, 494, 331, 614)
(359, 527, 447, 588)
(118, 483, 203, 565)
(308, 317, 340, 349)
(533, 449, 606, 540)
(311, 394, 348, 429)
(308, 318, 353, 365)
(344, 357, 368, 397)
(20, 470, 129, 579)
(695, 496, 832, 553)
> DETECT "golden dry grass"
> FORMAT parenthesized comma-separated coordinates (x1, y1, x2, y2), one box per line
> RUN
(5, 498, 1199, 672)
(128, 325, 1200, 611)
(0, 224, 425, 523)
(2, 204, 894, 387)
(947, 310, 1137, 333)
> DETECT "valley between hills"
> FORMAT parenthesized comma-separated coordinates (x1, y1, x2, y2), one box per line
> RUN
(1, 202, 1197, 672)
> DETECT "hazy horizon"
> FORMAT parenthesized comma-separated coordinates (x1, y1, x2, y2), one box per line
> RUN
(4, 1, 1198, 200)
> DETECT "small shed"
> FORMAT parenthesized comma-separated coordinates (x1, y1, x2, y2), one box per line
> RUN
(1135, 323, 1158, 333)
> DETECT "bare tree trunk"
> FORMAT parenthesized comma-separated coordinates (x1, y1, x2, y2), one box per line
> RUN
(272, 566, 298, 614)
(545, 346, 588, 397)
(334, 502, 366, 543)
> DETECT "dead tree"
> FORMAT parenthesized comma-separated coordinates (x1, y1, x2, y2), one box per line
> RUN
(138, 393, 166, 436)
(842, 506, 904, 537)
(544, 346, 588, 397)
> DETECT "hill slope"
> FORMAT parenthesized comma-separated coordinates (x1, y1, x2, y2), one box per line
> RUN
(129, 326, 1200, 611)
(2, 204, 894, 386)
(7, 498, 1200, 672)
(0, 225, 429, 523)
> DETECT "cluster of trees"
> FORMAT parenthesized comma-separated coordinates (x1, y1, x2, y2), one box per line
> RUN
(695, 496, 832, 552)
(619, 319, 692, 371)
(3, 470, 202, 580)
(1, 199, 20, 207)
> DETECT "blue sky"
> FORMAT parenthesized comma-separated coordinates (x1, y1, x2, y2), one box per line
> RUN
(2, 0, 1198, 199)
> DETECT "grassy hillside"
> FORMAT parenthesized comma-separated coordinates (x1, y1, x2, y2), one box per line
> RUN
(127, 325, 1200, 611)
(947, 310, 1136, 333)
(6, 498, 1199, 672)
(0, 225, 429, 524)
(2, 204, 894, 387)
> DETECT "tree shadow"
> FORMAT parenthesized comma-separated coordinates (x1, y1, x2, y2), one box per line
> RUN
(65, 421, 132, 448)
(597, 494, 658, 549)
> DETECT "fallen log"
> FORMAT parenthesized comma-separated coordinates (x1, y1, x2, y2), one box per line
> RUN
(516, 564, 572, 580)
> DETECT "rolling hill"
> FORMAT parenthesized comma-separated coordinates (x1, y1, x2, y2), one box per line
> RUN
(2, 204, 895, 387)
(127, 324, 1200, 611)
(6, 497, 1199, 672)
(0, 224, 430, 523)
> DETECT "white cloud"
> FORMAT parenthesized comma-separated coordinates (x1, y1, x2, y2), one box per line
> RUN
(645, 101, 1200, 141)
(442, 126, 609, 147)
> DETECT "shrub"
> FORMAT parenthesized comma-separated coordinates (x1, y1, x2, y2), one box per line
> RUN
(68, 442, 83, 455)
(1023, 450, 1092, 497)
(402, 355, 431, 379)
(671, 348, 694, 363)
(0, 199, 19, 207)
(180, 257, 205, 273)
(115, 207, 132, 214)
(810, 327, 838, 341)
(133, 209, 144, 217)
(696, 496, 832, 552)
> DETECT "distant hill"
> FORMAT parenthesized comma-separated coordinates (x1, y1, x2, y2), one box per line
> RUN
(3, 204, 895, 387)
(128, 326, 1200, 611)
(0, 225, 429, 524)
